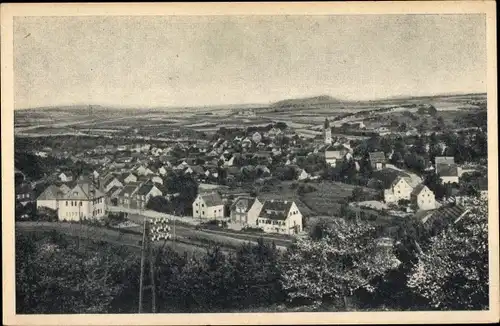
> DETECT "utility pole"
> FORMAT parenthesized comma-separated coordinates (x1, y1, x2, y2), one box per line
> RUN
(138, 217, 147, 313)
(149, 232, 156, 313)
(138, 217, 170, 313)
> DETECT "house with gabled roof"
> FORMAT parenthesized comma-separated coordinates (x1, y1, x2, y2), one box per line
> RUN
(134, 182, 163, 209)
(192, 192, 225, 220)
(383, 174, 414, 203)
(325, 144, 350, 167)
(435, 156, 455, 166)
(37, 184, 64, 210)
(102, 174, 124, 193)
(257, 200, 302, 235)
(123, 172, 138, 184)
(106, 185, 123, 206)
(118, 183, 141, 208)
(369, 151, 387, 170)
(410, 184, 436, 211)
(230, 196, 263, 227)
(58, 181, 106, 221)
(58, 171, 74, 183)
(436, 163, 460, 184)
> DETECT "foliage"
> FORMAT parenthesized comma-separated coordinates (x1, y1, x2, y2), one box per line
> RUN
(15, 231, 135, 313)
(407, 198, 488, 310)
(281, 219, 400, 309)
(146, 195, 171, 213)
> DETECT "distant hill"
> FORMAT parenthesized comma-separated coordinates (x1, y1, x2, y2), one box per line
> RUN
(271, 95, 346, 108)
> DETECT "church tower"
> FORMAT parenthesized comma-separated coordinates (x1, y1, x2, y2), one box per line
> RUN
(324, 118, 332, 145)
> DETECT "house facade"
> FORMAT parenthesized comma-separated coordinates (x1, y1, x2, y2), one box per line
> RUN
(384, 176, 414, 203)
(325, 145, 349, 167)
(192, 192, 225, 220)
(37, 185, 63, 210)
(436, 163, 460, 184)
(256, 200, 303, 235)
(229, 196, 263, 227)
(369, 151, 387, 170)
(134, 183, 163, 209)
(58, 182, 106, 221)
(410, 184, 436, 211)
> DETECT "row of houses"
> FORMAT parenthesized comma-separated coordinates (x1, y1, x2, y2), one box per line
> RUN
(192, 193, 303, 235)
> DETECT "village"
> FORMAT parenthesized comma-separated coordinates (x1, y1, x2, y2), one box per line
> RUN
(15, 105, 488, 248)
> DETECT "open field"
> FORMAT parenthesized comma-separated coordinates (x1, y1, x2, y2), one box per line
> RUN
(301, 182, 378, 216)
(15, 93, 486, 139)
(16, 221, 233, 257)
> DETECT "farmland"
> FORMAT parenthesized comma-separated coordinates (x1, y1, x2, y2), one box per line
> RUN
(301, 182, 378, 216)
(15, 93, 486, 141)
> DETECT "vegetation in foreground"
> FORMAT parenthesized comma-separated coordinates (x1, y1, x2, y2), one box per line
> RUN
(16, 198, 488, 313)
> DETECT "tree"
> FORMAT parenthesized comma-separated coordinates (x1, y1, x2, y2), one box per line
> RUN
(407, 198, 488, 310)
(275, 122, 288, 130)
(146, 196, 171, 213)
(423, 172, 447, 200)
(15, 231, 134, 313)
(232, 239, 285, 308)
(280, 219, 400, 309)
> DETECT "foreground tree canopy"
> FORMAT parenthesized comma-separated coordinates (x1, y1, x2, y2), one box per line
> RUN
(280, 218, 400, 308)
(407, 198, 489, 310)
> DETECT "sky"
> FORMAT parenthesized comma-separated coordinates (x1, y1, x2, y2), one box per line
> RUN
(14, 14, 487, 109)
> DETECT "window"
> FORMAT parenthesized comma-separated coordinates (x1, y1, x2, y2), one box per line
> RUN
(196, 210, 198, 214)
(71, 201, 74, 207)
(80, 201, 82, 206)
(202, 204, 205, 207)
(66, 201, 68, 206)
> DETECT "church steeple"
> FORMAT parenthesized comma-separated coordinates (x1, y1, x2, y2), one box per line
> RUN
(323, 118, 332, 145)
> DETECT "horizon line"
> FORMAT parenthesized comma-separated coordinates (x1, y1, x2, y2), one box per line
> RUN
(14, 90, 487, 111)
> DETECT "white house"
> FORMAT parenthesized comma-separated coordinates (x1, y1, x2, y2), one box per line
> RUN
(436, 163, 460, 184)
(58, 182, 106, 221)
(325, 145, 350, 167)
(123, 173, 138, 184)
(410, 184, 436, 211)
(37, 185, 64, 210)
(102, 175, 124, 193)
(369, 151, 387, 170)
(384, 176, 414, 203)
(192, 192, 225, 220)
(229, 196, 263, 227)
(58, 172, 74, 183)
(297, 169, 310, 180)
(256, 200, 303, 235)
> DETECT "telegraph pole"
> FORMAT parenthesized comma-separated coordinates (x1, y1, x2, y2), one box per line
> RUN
(138, 218, 147, 313)
(149, 233, 156, 313)
(138, 217, 170, 313)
